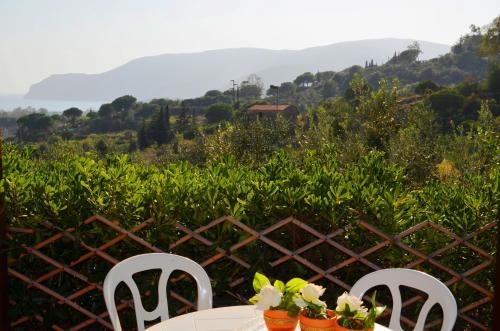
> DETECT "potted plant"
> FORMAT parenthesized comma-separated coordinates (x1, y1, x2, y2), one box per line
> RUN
(294, 283, 336, 331)
(334, 292, 385, 331)
(249, 272, 307, 331)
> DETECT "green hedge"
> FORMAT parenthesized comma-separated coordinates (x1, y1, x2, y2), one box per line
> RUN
(4, 145, 499, 329)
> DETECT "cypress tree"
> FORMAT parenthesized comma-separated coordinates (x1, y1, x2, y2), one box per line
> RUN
(155, 106, 168, 144)
(138, 120, 149, 149)
(176, 106, 190, 132)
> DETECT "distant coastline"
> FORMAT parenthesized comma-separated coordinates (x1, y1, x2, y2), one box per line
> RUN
(0, 94, 105, 112)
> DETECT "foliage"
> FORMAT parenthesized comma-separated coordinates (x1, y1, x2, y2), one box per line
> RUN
(137, 106, 175, 148)
(62, 107, 83, 120)
(335, 292, 385, 330)
(294, 72, 315, 87)
(249, 272, 307, 316)
(16, 113, 53, 141)
(479, 15, 500, 62)
(294, 283, 329, 319)
(239, 84, 262, 99)
(414, 80, 440, 94)
(204, 103, 233, 123)
(111, 95, 137, 112)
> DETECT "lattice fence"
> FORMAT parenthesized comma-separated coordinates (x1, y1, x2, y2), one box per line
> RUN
(6, 215, 497, 330)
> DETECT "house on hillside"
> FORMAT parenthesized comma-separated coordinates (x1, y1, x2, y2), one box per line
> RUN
(248, 104, 299, 119)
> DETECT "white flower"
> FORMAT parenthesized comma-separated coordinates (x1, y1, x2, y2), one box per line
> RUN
(293, 297, 308, 308)
(255, 284, 282, 310)
(301, 284, 326, 301)
(335, 292, 366, 313)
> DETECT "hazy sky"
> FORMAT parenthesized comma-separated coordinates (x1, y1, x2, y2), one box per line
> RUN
(0, 0, 498, 94)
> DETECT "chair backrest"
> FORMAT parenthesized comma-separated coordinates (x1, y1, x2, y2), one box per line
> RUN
(349, 268, 457, 331)
(103, 253, 212, 331)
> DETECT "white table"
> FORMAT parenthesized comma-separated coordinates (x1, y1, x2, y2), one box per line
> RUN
(145, 305, 391, 331)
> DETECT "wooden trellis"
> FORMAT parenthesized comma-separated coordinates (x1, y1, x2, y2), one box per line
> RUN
(5, 215, 497, 330)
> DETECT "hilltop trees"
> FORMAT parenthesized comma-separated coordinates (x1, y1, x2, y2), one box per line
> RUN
(294, 72, 315, 87)
(205, 103, 233, 123)
(111, 95, 137, 112)
(239, 84, 262, 99)
(387, 42, 421, 65)
(97, 103, 113, 118)
(62, 107, 83, 120)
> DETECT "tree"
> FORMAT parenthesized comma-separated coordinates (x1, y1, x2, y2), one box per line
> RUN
(148, 106, 174, 145)
(17, 112, 53, 141)
(239, 84, 262, 99)
(95, 139, 108, 156)
(111, 95, 137, 112)
(280, 82, 295, 97)
(205, 103, 233, 123)
(86, 110, 98, 119)
(176, 106, 191, 132)
(135, 103, 159, 120)
(150, 98, 171, 107)
(137, 120, 150, 149)
(429, 89, 466, 130)
(316, 71, 335, 82)
(62, 107, 83, 125)
(414, 80, 440, 94)
(266, 86, 278, 97)
(322, 80, 339, 98)
(63, 107, 83, 119)
(98, 103, 114, 118)
(479, 15, 500, 62)
(387, 42, 421, 65)
(205, 90, 223, 98)
(294, 72, 315, 87)
(486, 65, 500, 99)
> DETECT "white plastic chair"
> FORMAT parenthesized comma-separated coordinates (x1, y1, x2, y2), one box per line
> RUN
(103, 253, 213, 331)
(349, 268, 457, 331)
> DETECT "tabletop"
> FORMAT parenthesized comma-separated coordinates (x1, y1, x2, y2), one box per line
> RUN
(145, 305, 391, 331)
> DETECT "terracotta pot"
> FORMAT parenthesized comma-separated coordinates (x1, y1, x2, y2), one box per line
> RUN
(333, 319, 373, 331)
(263, 310, 299, 331)
(299, 309, 336, 331)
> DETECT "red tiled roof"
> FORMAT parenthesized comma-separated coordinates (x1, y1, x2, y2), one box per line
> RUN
(248, 104, 290, 113)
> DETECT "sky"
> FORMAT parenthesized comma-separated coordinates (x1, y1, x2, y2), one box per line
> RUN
(0, 0, 498, 95)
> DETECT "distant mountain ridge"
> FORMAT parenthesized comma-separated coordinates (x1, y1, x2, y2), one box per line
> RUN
(25, 39, 450, 101)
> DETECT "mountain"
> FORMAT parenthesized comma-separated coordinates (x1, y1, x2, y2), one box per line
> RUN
(25, 39, 450, 101)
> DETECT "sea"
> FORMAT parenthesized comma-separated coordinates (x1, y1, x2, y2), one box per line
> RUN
(0, 94, 105, 113)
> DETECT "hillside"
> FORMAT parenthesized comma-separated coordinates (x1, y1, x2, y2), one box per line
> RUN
(24, 39, 449, 101)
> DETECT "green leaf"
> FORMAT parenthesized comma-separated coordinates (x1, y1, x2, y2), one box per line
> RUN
(285, 278, 307, 293)
(371, 290, 377, 307)
(253, 272, 270, 293)
(274, 280, 285, 293)
(249, 294, 259, 304)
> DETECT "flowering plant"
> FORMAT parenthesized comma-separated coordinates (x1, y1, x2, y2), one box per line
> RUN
(335, 292, 385, 330)
(249, 272, 307, 316)
(293, 283, 330, 319)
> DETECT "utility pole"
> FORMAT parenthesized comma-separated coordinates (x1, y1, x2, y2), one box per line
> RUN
(230, 80, 237, 105)
(270, 85, 280, 111)
(235, 84, 240, 110)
